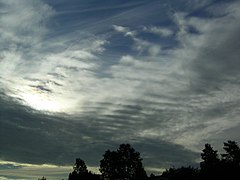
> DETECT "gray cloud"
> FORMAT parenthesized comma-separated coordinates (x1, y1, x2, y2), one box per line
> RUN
(166, 1, 240, 148)
(179, 3, 240, 92)
(0, 93, 199, 171)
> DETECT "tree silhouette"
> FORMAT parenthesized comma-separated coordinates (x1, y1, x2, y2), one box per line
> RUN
(64, 141, 240, 180)
(220, 140, 240, 179)
(73, 158, 88, 175)
(200, 143, 220, 179)
(69, 158, 90, 180)
(99, 144, 147, 180)
(200, 143, 219, 168)
(222, 140, 240, 163)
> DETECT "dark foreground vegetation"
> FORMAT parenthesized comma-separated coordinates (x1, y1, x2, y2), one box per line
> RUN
(40, 140, 240, 180)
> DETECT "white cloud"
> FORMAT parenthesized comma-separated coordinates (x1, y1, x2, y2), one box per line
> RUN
(155, 3, 240, 150)
(0, 0, 109, 113)
(107, 2, 240, 152)
(143, 26, 174, 37)
(113, 25, 163, 56)
(148, 45, 161, 56)
(1, 37, 108, 113)
(0, 0, 54, 48)
(112, 25, 136, 37)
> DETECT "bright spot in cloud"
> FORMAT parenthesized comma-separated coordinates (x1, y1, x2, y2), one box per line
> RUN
(18, 90, 67, 113)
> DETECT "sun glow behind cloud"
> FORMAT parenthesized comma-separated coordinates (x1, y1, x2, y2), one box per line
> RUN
(19, 91, 66, 113)
(0, 0, 108, 114)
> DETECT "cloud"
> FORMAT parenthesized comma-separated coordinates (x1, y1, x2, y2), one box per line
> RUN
(107, 1, 240, 152)
(0, 0, 109, 113)
(0, 90, 199, 176)
(0, 161, 72, 180)
(0, 0, 54, 48)
(171, 1, 240, 95)
(112, 25, 136, 37)
(112, 25, 163, 56)
(1, 0, 240, 179)
(142, 26, 174, 37)
(164, 1, 240, 149)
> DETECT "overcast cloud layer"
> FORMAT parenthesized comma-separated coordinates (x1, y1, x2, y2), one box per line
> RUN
(0, 0, 240, 179)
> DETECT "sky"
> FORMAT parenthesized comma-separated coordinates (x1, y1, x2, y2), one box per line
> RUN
(0, 0, 240, 179)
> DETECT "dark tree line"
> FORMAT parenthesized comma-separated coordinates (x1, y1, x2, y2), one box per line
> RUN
(199, 140, 240, 180)
(160, 140, 240, 180)
(69, 144, 146, 180)
(68, 141, 240, 180)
